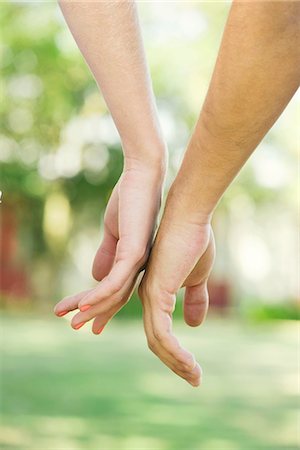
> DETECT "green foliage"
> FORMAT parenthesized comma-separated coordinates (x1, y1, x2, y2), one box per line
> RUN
(243, 301, 300, 322)
(1, 3, 123, 263)
(0, 2, 297, 307)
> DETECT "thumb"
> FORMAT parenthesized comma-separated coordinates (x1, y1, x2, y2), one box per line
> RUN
(92, 230, 117, 281)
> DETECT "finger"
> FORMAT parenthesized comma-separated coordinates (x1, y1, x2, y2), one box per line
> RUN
(183, 228, 215, 288)
(91, 302, 122, 334)
(91, 276, 138, 334)
(141, 288, 200, 385)
(92, 180, 119, 281)
(54, 289, 92, 316)
(147, 330, 202, 386)
(150, 308, 198, 372)
(165, 357, 202, 387)
(73, 272, 138, 328)
(143, 309, 202, 386)
(92, 230, 117, 281)
(147, 328, 202, 386)
(72, 293, 124, 329)
(139, 279, 200, 383)
(184, 281, 209, 327)
(78, 258, 139, 310)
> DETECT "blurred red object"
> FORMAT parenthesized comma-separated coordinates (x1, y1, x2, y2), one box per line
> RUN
(208, 279, 231, 310)
(0, 203, 30, 299)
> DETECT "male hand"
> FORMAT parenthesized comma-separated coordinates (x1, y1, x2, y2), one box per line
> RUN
(137, 0, 299, 387)
(138, 187, 215, 386)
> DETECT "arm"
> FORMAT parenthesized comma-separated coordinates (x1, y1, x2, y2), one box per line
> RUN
(170, 0, 299, 221)
(54, 1, 166, 333)
(139, 1, 300, 386)
(58, 0, 165, 166)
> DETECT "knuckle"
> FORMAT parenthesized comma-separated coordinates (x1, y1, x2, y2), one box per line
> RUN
(176, 352, 196, 372)
(106, 276, 123, 293)
(114, 281, 123, 292)
(82, 311, 93, 322)
(157, 296, 175, 315)
(138, 283, 176, 316)
(106, 291, 123, 306)
(118, 294, 128, 306)
(147, 338, 156, 352)
(183, 358, 196, 372)
(152, 328, 168, 345)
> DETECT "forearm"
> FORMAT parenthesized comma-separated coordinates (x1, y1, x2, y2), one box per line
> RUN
(58, 0, 165, 167)
(169, 1, 300, 220)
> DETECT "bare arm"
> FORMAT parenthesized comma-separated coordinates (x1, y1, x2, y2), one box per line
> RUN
(139, 1, 300, 387)
(54, 1, 166, 331)
(58, 0, 165, 164)
(170, 0, 299, 220)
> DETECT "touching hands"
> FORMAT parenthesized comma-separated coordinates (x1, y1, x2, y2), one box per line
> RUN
(55, 0, 299, 386)
(54, 155, 216, 387)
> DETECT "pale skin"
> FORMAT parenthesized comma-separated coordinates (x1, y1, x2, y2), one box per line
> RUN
(54, 1, 167, 334)
(55, 1, 300, 386)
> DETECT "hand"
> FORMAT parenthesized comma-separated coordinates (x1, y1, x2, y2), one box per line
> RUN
(138, 188, 215, 386)
(54, 154, 166, 334)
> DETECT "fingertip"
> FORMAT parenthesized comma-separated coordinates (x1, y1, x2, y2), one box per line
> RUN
(184, 312, 207, 327)
(92, 266, 102, 282)
(185, 294, 209, 327)
(94, 325, 105, 335)
(79, 304, 91, 312)
(189, 378, 201, 388)
(78, 298, 92, 310)
(183, 354, 197, 372)
(57, 310, 68, 317)
(72, 321, 85, 330)
(184, 284, 209, 328)
(53, 304, 66, 317)
(188, 369, 202, 388)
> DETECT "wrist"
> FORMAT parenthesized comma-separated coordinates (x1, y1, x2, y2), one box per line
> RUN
(123, 139, 168, 175)
(164, 180, 214, 226)
(166, 126, 224, 220)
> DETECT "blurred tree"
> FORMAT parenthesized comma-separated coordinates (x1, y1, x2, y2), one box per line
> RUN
(0, 2, 298, 316)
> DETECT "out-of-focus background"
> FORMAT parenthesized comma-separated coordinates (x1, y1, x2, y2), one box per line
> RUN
(0, 2, 298, 449)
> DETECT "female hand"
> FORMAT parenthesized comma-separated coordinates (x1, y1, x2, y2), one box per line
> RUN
(54, 153, 166, 334)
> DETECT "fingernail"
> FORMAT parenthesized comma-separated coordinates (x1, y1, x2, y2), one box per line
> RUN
(73, 322, 85, 330)
(95, 325, 105, 335)
(79, 304, 91, 312)
(57, 310, 68, 317)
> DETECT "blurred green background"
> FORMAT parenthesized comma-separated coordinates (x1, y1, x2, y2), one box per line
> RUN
(0, 2, 298, 449)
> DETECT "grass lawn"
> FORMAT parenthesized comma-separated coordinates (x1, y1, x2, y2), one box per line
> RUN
(0, 313, 298, 449)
